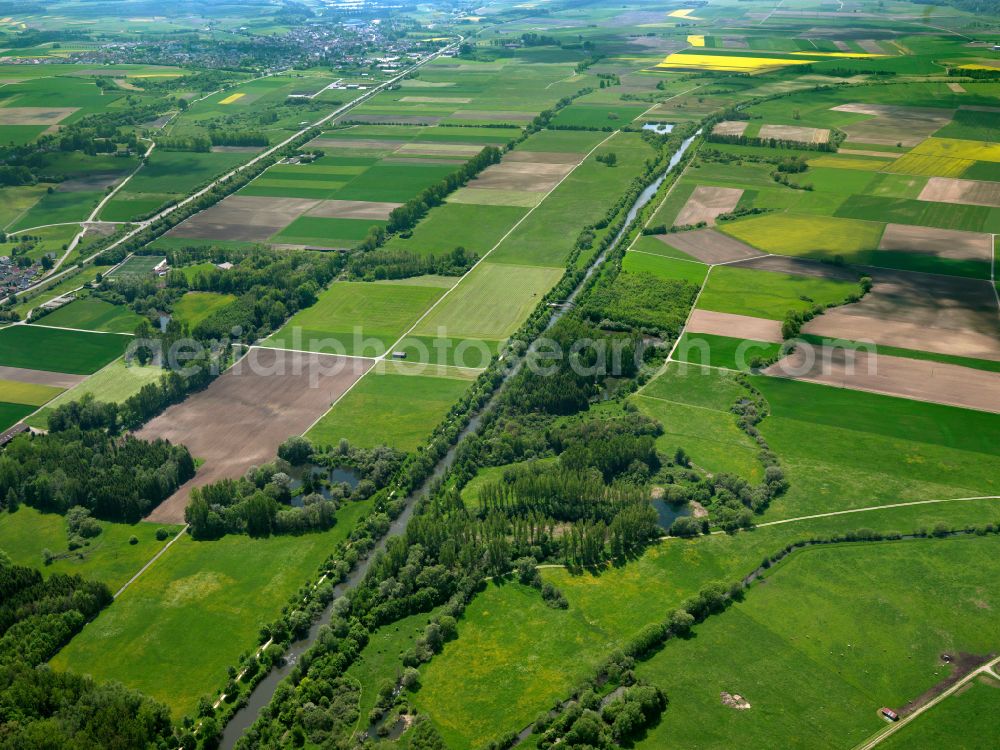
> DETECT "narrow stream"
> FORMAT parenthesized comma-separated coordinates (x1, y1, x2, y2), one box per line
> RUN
(219, 132, 699, 749)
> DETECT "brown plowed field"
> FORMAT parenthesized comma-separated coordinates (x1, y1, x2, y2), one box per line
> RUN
(878, 223, 992, 262)
(140, 348, 373, 523)
(167, 195, 318, 242)
(765, 346, 1000, 413)
(0, 365, 86, 389)
(656, 229, 763, 264)
(686, 309, 784, 343)
(803, 269, 1000, 362)
(919, 177, 1000, 208)
(674, 186, 744, 227)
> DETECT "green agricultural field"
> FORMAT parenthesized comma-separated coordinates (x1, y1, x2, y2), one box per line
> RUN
(51, 498, 374, 720)
(270, 216, 386, 247)
(0, 505, 179, 591)
(34, 297, 145, 334)
(549, 103, 648, 129)
(634, 536, 1000, 750)
(411, 262, 563, 345)
(307, 369, 470, 452)
(26, 359, 162, 430)
(0, 325, 128, 374)
(622, 251, 708, 285)
(383, 203, 527, 257)
(8, 189, 102, 232)
(721, 214, 884, 262)
(834, 194, 991, 233)
(697, 266, 860, 320)
(753, 375, 1000, 520)
(0, 379, 63, 407)
(171, 291, 236, 328)
(264, 280, 444, 356)
(674, 332, 783, 371)
(0, 402, 34, 431)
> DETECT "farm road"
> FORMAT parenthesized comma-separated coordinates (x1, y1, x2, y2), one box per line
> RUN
(852, 654, 1000, 750)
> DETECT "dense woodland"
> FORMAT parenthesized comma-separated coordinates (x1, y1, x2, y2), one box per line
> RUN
(0, 422, 194, 523)
(0, 553, 176, 748)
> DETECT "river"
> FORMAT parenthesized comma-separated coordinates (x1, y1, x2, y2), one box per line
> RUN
(218, 130, 699, 749)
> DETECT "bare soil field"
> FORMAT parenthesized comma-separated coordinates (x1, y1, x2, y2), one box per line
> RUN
(857, 39, 886, 54)
(948, 83, 967, 93)
(397, 142, 488, 156)
(878, 223, 992, 262)
(919, 176, 1000, 208)
(674, 186, 744, 227)
(657, 229, 763, 264)
(504, 151, 583, 164)
(0, 106, 78, 125)
(832, 103, 954, 146)
(306, 199, 401, 220)
(168, 195, 318, 242)
(468, 161, 574, 192)
(686, 309, 784, 343)
(759, 124, 830, 144)
(833, 40, 852, 51)
(140, 348, 372, 523)
(765, 346, 1000, 413)
(712, 121, 749, 137)
(0, 365, 85, 389)
(959, 105, 1000, 113)
(803, 269, 1000, 361)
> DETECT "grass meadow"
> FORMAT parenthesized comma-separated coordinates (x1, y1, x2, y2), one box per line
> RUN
(0, 505, 179, 591)
(51, 499, 374, 720)
(171, 292, 237, 328)
(306, 369, 470, 452)
(634, 536, 1000, 750)
(25, 359, 162, 429)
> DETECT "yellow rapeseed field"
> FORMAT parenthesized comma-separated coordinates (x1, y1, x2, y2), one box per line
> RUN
(687, 35, 706, 47)
(668, 8, 699, 17)
(656, 53, 815, 73)
(908, 137, 1000, 164)
(219, 92, 246, 105)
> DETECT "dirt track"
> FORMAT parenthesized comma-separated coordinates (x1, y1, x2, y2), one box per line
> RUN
(140, 349, 372, 523)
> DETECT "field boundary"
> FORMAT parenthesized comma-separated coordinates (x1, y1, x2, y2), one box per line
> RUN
(112, 524, 188, 599)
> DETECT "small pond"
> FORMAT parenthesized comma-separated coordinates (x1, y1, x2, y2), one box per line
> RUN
(289, 464, 361, 505)
(642, 122, 675, 135)
(653, 499, 692, 529)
